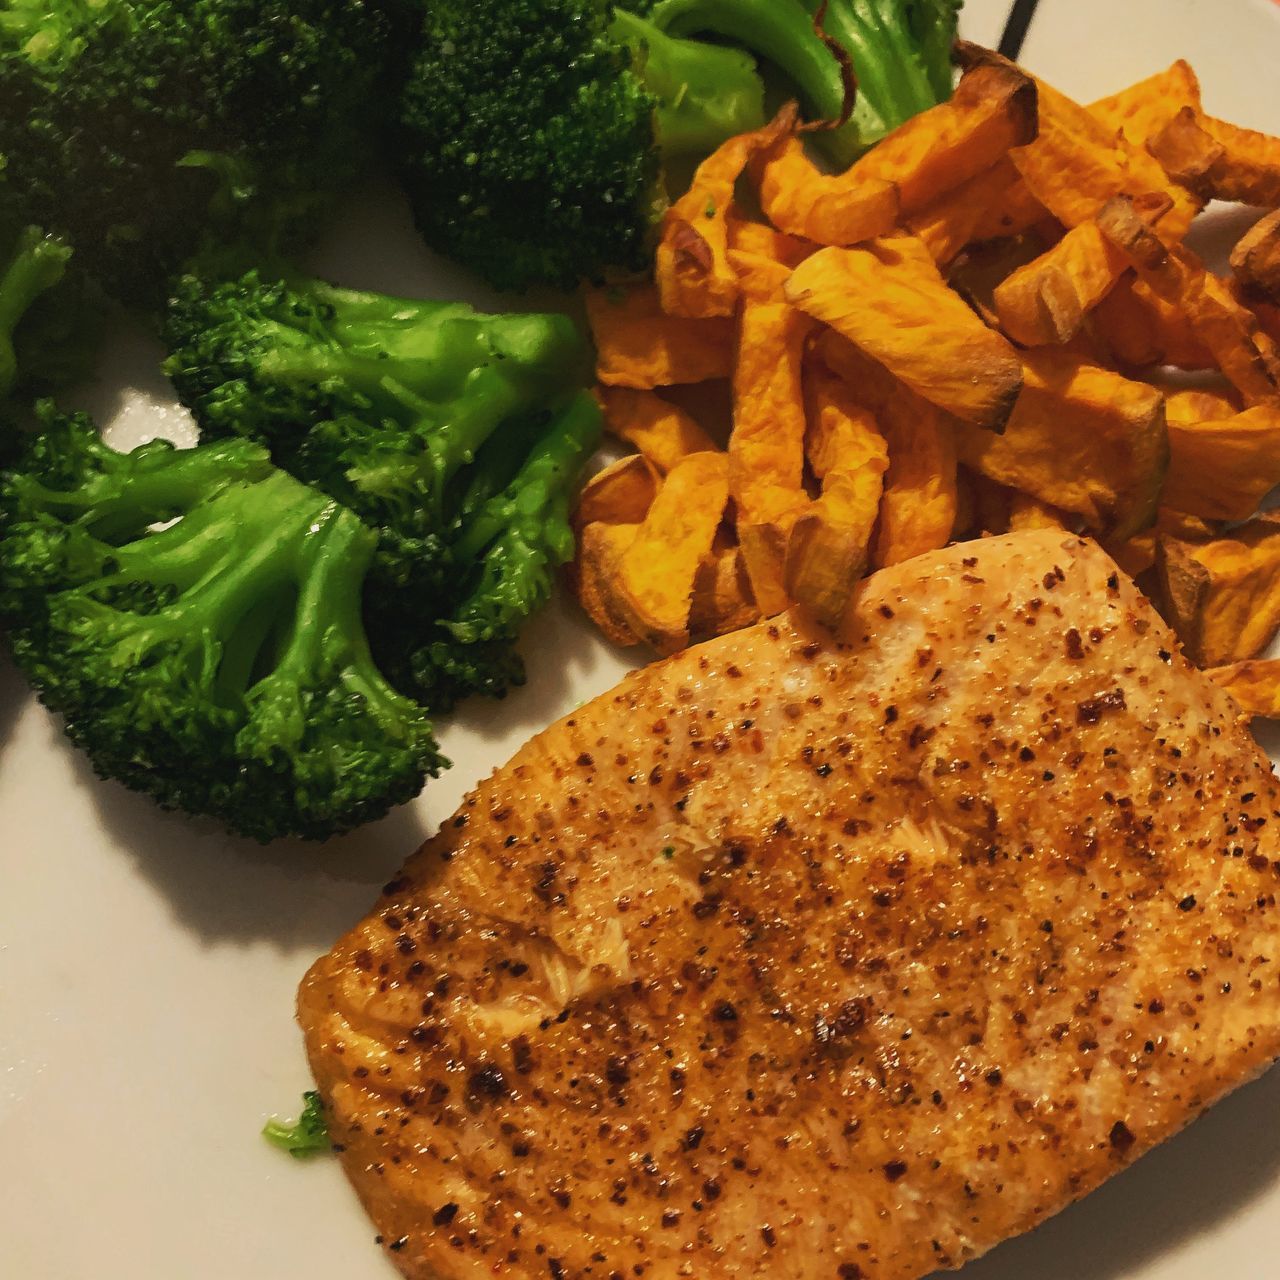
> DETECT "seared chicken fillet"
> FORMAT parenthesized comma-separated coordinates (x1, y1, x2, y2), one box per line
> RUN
(299, 530, 1280, 1279)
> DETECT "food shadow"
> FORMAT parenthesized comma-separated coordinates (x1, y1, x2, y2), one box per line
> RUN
(940, 1063, 1280, 1280)
(0, 653, 31, 754)
(51, 713, 432, 951)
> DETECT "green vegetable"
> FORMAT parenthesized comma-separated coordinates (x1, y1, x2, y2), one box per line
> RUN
(0, 0, 391, 305)
(263, 1091, 331, 1158)
(393, 0, 961, 291)
(162, 269, 602, 709)
(0, 409, 444, 842)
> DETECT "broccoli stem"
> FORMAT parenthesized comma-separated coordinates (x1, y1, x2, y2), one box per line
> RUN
(611, 8, 766, 159)
(649, 0, 846, 138)
(0, 228, 71, 398)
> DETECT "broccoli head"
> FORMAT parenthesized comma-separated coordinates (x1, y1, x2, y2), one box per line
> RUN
(0, 0, 391, 305)
(0, 409, 444, 842)
(394, 0, 961, 291)
(162, 268, 602, 708)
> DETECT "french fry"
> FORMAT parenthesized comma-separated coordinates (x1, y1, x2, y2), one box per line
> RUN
(1109, 508, 1220, 582)
(1164, 386, 1242, 425)
(1231, 209, 1280, 303)
(953, 45, 1200, 240)
(730, 301, 814, 614)
(1206, 660, 1280, 719)
(1195, 115, 1280, 207)
(576, 521, 642, 648)
(689, 547, 760, 639)
(574, 453, 661, 528)
(817, 333, 958, 568)
(726, 213, 818, 303)
(955, 348, 1168, 542)
(1090, 275, 1215, 371)
(1163, 405, 1280, 522)
(612, 452, 730, 653)
(755, 135, 899, 247)
(786, 236, 1023, 431)
(1008, 491, 1069, 531)
(586, 283, 734, 389)
(1089, 61, 1202, 147)
(1147, 107, 1227, 201)
(949, 232, 1053, 331)
(656, 109, 794, 319)
(1098, 195, 1280, 404)
(848, 61, 1039, 216)
(784, 366, 889, 626)
(1157, 517, 1280, 666)
(596, 388, 718, 474)
(907, 158, 1048, 266)
(993, 221, 1130, 346)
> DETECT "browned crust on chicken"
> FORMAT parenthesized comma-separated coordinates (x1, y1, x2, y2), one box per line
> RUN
(299, 530, 1280, 1280)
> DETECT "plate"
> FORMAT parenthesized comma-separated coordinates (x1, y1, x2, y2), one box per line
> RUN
(3, 2, 1279, 1276)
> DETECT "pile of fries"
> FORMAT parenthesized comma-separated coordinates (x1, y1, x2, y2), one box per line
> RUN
(573, 43, 1280, 717)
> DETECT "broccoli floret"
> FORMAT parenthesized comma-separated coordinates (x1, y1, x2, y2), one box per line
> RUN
(394, 0, 961, 291)
(0, 409, 444, 842)
(263, 1091, 331, 1159)
(162, 269, 602, 707)
(0, 0, 391, 305)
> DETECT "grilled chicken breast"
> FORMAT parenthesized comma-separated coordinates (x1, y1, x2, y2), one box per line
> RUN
(299, 530, 1280, 1280)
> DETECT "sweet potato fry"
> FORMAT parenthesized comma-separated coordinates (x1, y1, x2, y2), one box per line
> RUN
(1157, 517, 1280, 666)
(730, 302, 814, 614)
(755, 135, 899, 248)
(596, 388, 718, 474)
(1195, 115, 1280, 207)
(1089, 61, 1202, 147)
(949, 233, 1053, 330)
(1008, 491, 1069, 531)
(786, 237, 1023, 431)
(689, 547, 759, 639)
(851, 61, 1039, 215)
(1163, 405, 1280, 522)
(1113, 508, 1219, 583)
(1164, 386, 1242, 425)
(955, 348, 1167, 542)
(574, 454, 661, 529)
(656, 109, 794, 319)
(612, 452, 730, 653)
(575, 521, 642, 648)
(1231, 209, 1280, 304)
(784, 366, 889, 626)
(816, 333, 958, 568)
(1206, 660, 1280, 719)
(907, 158, 1048, 266)
(1098, 196, 1280, 404)
(993, 221, 1130, 346)
(725, 213, 818, 303)
(1147, 108, 1226, 201)
(954, 45, 1199, 240)
(586, 283, 734, 389)
(1090, 275, 1214, 370)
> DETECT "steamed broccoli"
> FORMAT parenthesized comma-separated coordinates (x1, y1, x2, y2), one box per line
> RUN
(0, 409, 443, 842)
(395, 0, 962, 290)
(0, 0, 391, 305)
(162, 269, 603, 707)
(263, 1091, 331, 1158)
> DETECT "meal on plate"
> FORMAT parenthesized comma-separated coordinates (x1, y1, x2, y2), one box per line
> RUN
(5, 0, 1280, 1276)
(299, 531, 1280, 1278)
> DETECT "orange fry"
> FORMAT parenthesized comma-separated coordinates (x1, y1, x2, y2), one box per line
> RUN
(614, 452, 730, 653)
(1231, 209, 1280, 303)
(1164, 387, 1242, 425)
(656, 109, 793, 319)
(1206, 660, 1280, 719)
(586, 283, 734, 389)
(730, 301, 814, 615)
(906, 158, 1048, 265)
(755, 135, 900, 247)
(1090, 275, 1214, 371)
(785, 366, 889, 626)
(786, 236, 1023, 431)
(955, 349, 1168, 542)
(1197, 115, 1280, 207)
(994, 221, 1129, 346)
(574, 453, 661, 529)
(1098, 196, 1280, 405)
(1163, 405, 1280, 523)
(726, 213, 818, 303)
(596, 388, 718, 474)
(1089, 61, 1202, 147)
(575, 521, 642, 648)
(817, 334, 958, 568)
(689, 547, 760, 639)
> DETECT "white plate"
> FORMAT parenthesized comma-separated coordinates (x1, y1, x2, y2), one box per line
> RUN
(3, 2, 1280, 1276)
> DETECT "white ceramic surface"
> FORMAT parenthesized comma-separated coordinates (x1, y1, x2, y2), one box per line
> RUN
(3, 2, 1280, 1276)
